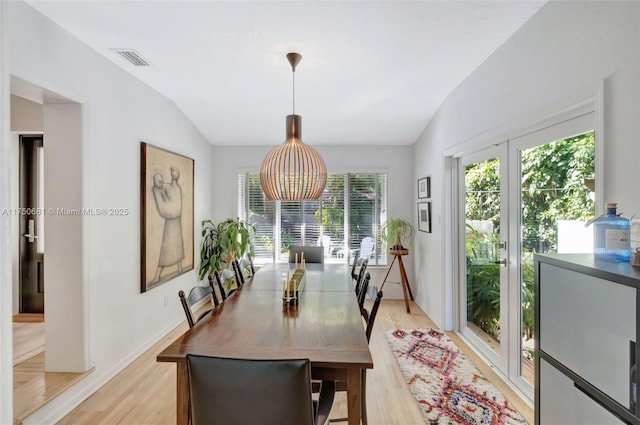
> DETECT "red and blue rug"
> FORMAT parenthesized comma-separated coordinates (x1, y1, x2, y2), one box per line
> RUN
(386, 328, 527, 425)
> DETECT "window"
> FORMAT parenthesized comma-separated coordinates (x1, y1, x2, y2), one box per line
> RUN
(238, 173, 387, 265)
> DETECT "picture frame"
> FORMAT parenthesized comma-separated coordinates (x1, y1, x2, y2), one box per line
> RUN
(140, 142, 194, 292)
(418, 176, 431, 199)
(418, 201, 431, 233)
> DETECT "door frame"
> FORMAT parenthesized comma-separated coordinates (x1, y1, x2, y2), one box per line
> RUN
(457, 143, 509, 374)
(444, 89, 604, 404)
(1, 2, 13, 422)
(506, 110, 596, 396)
(10, 76, 91, 375)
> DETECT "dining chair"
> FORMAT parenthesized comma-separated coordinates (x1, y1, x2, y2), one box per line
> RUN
(207, 274, 222, 306)
(354, 259, 369, 295)
(351, 258, 368, 282)
(178, 282, 217, 328)
(186, 355, 334, 425)
(289, 245, 324, 264)
(350, 257, 360, 281)
(327, 283, 383, 425)
(361, 284, 384, 342)
(231, 259, 246, 290)
(214, 266, 240, 300)
(234, 254, 255, 285)
(356, 272, 371, 312)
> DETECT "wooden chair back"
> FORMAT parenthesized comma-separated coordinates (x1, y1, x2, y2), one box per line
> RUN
(354, 259, 368, 295)
(234, 255, 255, 285)
(350, 257, 359, 281)
(206, 274, 221, 307)
(178, 284, 215, 328)
(214, 267, 239, 300)
(356, 272, 371, 312)
(362, 284, 383, 342)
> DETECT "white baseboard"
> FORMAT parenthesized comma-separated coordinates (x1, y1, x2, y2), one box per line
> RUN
(21, 316, 185, 425)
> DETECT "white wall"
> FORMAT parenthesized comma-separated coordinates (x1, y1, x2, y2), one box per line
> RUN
(10, 95, 42, 131)
(413, 0, 640, 328)
(7, 1, 215, 422)
(212, 144, 415, 300)
(43, 103, 86, 372)
(1, 2, 13, 423)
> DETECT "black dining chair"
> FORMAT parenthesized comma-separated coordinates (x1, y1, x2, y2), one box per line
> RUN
(350, 257, 360, 281)
(356, 272, 371, 313)
(289, 245, 324, 264)
(214, 267, 240, 300)
(178, 282, 218, 329)
(354, 259, 369, 295)
(207, 274, 223, 306)
(186, 355, 334, 425)
(361, 284, 383, 343)
(234, 254, 255, 285)
(326, 284, 383, 425)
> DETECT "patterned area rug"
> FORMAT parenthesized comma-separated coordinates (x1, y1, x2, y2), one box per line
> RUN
(386, 328, 527, 425)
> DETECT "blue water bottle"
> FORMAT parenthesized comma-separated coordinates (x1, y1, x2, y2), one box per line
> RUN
(593, 202, 631, 262)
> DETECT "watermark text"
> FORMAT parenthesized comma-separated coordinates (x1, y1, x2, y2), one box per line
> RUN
(1, 207, 130, 216)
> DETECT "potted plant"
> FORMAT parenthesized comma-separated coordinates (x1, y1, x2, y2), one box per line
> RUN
(380, 218, 415, 251)
(198, 217, 255, 284)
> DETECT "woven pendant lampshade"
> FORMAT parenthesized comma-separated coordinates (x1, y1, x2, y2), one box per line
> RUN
(260, 53, 327, 201)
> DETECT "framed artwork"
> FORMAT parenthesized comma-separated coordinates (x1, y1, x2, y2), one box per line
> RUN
(418, 176, 431, 199)
(418, 201, 431, 233)
(140, 142, 194, 292)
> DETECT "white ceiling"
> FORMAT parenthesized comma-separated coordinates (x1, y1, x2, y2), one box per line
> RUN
(25, 1, 546, 146)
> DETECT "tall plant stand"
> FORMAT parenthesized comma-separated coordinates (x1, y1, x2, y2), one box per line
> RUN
(380, 248, 414, 313)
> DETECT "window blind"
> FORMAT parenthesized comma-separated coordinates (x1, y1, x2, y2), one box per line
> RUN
(238, 173, 387, 265)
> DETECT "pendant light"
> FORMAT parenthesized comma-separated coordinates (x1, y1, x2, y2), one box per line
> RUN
(260, 52, 327, 201)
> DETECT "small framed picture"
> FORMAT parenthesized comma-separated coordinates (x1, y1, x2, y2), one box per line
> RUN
(418, 176, 431, 199)
(418, 202, 431, 233)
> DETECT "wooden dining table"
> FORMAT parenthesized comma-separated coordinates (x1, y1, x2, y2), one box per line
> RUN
(157, 262, 374, 425)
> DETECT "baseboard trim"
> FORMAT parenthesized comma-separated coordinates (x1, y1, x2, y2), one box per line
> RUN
(21, 316, 184, 425)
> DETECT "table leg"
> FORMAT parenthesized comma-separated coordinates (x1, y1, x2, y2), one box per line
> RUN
(346, 368, 362, 425)
(379, 255, 397, 290)
(176, 361, 189, 425)
(397, 256, 414, 301)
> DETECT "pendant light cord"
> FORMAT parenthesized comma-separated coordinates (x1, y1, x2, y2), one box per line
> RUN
(292, 67, 296, 115)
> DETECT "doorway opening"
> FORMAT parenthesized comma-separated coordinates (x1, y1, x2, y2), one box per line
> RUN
(10, 80, 91, 423)
(19, 135, 44, 315)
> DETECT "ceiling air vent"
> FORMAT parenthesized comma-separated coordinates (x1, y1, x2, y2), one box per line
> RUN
(111, 49, 151, 67)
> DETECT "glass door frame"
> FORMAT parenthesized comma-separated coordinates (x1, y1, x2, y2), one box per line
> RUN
(451, 102, 599, 404)
(457, 143, 510, 375)
(506, 110, 596, 397)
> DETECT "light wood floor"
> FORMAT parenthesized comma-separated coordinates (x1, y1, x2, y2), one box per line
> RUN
(55, 300, 533, 424)
(13, 313, 45, 323)
(13, 314, 94, 425)
(13, 322, 44, 366)
(14, 353, 94, 424)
